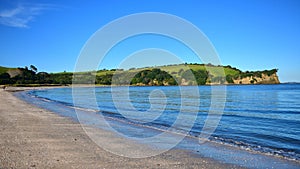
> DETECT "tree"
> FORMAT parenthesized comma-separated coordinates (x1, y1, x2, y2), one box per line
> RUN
(181, 69, 208, 85)
(130, 68, 176, 86)
(37, 72, 50, 84)
(30, 65, 38, 73)
(0, 73, 11, 84)
(226, 75, 234, 83)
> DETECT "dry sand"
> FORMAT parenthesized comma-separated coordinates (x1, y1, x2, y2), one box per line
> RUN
(0, 88, 243, 169)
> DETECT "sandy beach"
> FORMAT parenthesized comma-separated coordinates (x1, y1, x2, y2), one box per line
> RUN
(0, 88, 243, 169)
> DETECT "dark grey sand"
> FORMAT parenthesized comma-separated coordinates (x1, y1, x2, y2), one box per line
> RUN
(0, 88, 243, 169)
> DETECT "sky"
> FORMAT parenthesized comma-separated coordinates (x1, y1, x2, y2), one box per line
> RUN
(0, 0, 299, 82)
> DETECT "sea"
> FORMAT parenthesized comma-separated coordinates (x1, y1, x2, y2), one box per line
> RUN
(16, 84, 300, 168)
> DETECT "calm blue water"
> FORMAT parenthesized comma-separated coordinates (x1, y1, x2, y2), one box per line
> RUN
(24, 84, 300, 161)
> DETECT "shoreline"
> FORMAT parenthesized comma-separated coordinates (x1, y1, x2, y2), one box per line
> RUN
(2, 86, 300, 168)
(1, 82, 286, 91)
(0, 88, 242, 169)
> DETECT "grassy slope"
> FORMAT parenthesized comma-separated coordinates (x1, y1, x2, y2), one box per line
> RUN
(0, 64, 242, 78)
(0, 66, 16, 74)
(95, 64, 241, 78)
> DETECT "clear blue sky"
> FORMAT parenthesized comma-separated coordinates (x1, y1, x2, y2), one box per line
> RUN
(0, 0, 299, 82)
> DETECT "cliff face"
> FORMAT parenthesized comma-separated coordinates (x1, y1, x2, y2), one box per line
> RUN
(232, 73, 280, 84)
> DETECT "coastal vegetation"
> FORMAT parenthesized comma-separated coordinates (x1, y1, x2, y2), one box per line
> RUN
(0, 65, 72, 85)
(0, 64, 279, 86)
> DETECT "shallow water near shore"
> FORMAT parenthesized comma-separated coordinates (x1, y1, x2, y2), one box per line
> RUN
(15, 84, 300, 168)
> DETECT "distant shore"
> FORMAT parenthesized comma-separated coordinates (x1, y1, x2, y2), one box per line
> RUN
(0, 88, 242, 169)
(1, 82, 285, 92)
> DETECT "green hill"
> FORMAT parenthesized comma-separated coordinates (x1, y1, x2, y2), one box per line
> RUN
(93, 63, 279, 85)
(0, 64, 280, 85)
(0, 66, 15, 74)
(96, 64, 239, 78)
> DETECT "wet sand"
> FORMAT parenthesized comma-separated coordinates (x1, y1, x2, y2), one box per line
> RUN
(0, 88, 243, 169)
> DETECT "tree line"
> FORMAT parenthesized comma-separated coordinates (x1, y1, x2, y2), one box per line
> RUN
(0, 65, 73, 85)
(0, 65, 278, 86)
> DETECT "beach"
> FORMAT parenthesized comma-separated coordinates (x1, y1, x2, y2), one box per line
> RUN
(0, 88, 243, 169)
